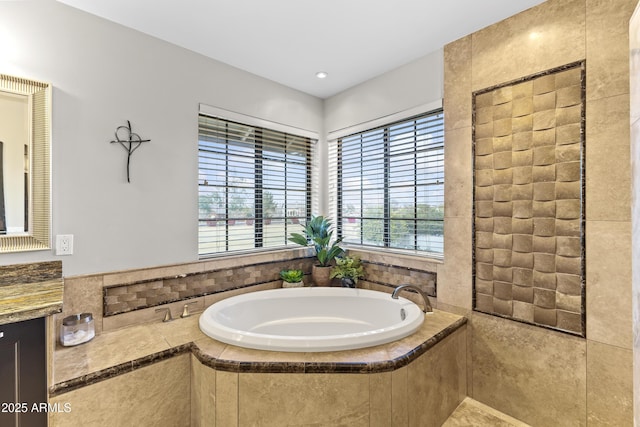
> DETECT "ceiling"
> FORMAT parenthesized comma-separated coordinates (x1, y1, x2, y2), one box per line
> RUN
(56, 0, 546, 99)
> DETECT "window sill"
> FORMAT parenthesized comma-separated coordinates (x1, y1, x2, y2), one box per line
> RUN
(342, 245, 443, 270)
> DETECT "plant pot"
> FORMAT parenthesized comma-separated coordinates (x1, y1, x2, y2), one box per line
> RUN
(341, 278, 356, 288)
(282, 280, 304, 288)
(312, 265, 333, 287)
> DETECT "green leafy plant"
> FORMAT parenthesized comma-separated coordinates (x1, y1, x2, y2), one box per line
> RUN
(279, 269, 304, 283)
(330, 255, 365, 283)
(289, 216, 344, 266)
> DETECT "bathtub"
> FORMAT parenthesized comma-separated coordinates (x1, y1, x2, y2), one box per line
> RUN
(198, 287, 425, 352)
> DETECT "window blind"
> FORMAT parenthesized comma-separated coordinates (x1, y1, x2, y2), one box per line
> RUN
(333, 110, 444, 256)
(198, 114, 313, 257)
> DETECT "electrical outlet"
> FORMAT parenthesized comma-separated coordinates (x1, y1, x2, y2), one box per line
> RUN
(56, 234, 74, 256)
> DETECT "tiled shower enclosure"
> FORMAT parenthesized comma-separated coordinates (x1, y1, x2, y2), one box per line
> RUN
(472, 61, 585, 336)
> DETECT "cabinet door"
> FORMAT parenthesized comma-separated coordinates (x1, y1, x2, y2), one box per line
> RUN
(0, 317, 46, 427)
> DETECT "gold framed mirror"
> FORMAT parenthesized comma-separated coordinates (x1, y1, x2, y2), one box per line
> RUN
(0, 74, 51, 252)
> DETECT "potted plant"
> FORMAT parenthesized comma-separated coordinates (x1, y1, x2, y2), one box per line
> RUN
(330, 255, 364, 288)
(280, 269, 305, 288)
(289, 216, 344, 286)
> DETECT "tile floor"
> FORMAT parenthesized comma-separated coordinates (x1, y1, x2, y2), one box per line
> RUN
(444, 398, 530, 427)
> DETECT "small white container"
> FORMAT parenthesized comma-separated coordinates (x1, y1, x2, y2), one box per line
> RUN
(60, 313, 95, 346)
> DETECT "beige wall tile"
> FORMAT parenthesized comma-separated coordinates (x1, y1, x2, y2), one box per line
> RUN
(444, 35, 472, 131)
(586, 94, 630, 149)
(586, 220, 633, 349)
(585, 143, 631, 221)
(585, 95, 632, 222)
(190, 354, 203, 427)
(471, 312, 587, 426)
(49, 354, 190, 427)
(407, 328, 467, 427)
(370, 372, 392, 427)
(471, 0, 585, 91)
(56, 275, 104, 335)
(196, 359, 217, 427)
(102, 296, 206, 333)
(586, 340, 633, 426)
(445, 126, 473, 218)
(632, 8, 640, 420)
(438, 217, 473, 309)
(237, 373, 370, 426)
(347, 248, 441, 273)
(216, 370, 238, 427)
(391, 366, 409, 426)
(102, 262, 205, 286)
(586, 0, 637, 100)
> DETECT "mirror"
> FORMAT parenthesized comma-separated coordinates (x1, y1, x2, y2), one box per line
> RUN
(0, 74, 50, 252)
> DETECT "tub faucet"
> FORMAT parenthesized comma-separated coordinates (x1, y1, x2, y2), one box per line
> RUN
(155, 307, 173, 322)
(391, 284, 433, 314)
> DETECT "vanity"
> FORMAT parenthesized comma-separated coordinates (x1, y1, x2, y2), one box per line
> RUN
(0, 261, 64, 427)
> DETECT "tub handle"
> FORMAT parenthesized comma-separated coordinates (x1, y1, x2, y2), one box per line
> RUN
(181, 301, 198, 318)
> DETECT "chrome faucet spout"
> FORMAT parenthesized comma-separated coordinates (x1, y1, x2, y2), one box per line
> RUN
(391, 284, 433, 314)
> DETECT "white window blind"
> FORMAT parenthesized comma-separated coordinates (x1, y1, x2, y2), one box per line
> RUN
(331, 110, 444, 256)
(198, 114, 313, 257)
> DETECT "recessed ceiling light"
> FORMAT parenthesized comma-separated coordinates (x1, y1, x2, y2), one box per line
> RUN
(315, 71, 328, 79)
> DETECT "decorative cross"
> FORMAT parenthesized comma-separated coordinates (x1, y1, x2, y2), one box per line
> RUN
(110, 120, 150, 183)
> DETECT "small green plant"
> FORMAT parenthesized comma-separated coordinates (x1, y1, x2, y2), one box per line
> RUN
(289, 216, 344, 266)
(280, 269, 304, 283)
(330, 255, 365, 283)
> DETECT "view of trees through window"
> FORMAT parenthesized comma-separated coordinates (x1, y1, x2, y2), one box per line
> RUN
(337, 110, 444, 255)
(198, 116, 311, 256)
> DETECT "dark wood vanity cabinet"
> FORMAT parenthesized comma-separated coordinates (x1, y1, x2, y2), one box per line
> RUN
(0, 317, 47, 427)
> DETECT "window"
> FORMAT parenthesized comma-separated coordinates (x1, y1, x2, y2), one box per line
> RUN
(198, 114, 312, 257)
(334, 110, 444, 256)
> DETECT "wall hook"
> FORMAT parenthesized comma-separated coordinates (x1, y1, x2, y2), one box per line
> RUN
(110, 120, 150, 183)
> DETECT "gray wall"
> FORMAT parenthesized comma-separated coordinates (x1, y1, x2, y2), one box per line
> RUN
(0, 2, 323, 276)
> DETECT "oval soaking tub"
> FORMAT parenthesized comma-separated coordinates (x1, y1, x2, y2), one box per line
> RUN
(198, 287, 425, 352)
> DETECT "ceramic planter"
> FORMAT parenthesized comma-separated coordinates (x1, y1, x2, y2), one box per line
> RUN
(312, 265, 333, 287)
(282, 281, 304, 288)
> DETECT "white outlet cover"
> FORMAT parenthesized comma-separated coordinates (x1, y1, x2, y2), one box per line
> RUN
(56, 234, 74, 255)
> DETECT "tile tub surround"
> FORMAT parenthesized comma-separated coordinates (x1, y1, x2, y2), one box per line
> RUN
(101, 252, 437, 319)
(50, 308, 466, 426)
(0, 261, 63, 325)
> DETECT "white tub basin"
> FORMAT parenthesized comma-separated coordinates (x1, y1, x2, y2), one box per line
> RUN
(199, 287, 425, 352)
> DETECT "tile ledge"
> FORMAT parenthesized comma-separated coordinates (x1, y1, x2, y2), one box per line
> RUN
(50, 309, 466, 396)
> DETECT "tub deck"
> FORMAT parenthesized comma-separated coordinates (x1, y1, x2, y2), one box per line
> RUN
(50, 308, 470, 426)
(51, 308, 464, 393)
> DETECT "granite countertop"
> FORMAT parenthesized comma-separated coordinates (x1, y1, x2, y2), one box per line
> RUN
(0, 279, 64, 325)
(50, 309, 466, 396)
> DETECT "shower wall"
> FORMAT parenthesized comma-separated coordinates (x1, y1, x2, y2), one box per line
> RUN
(441, 0, 635, 424)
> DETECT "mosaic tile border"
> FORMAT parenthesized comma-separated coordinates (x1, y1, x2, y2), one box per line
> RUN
(362, 262, 437, 297)
(103, 257, 315, 317)
(103, 255, 437, 318)
(471, 61, 586, 337)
